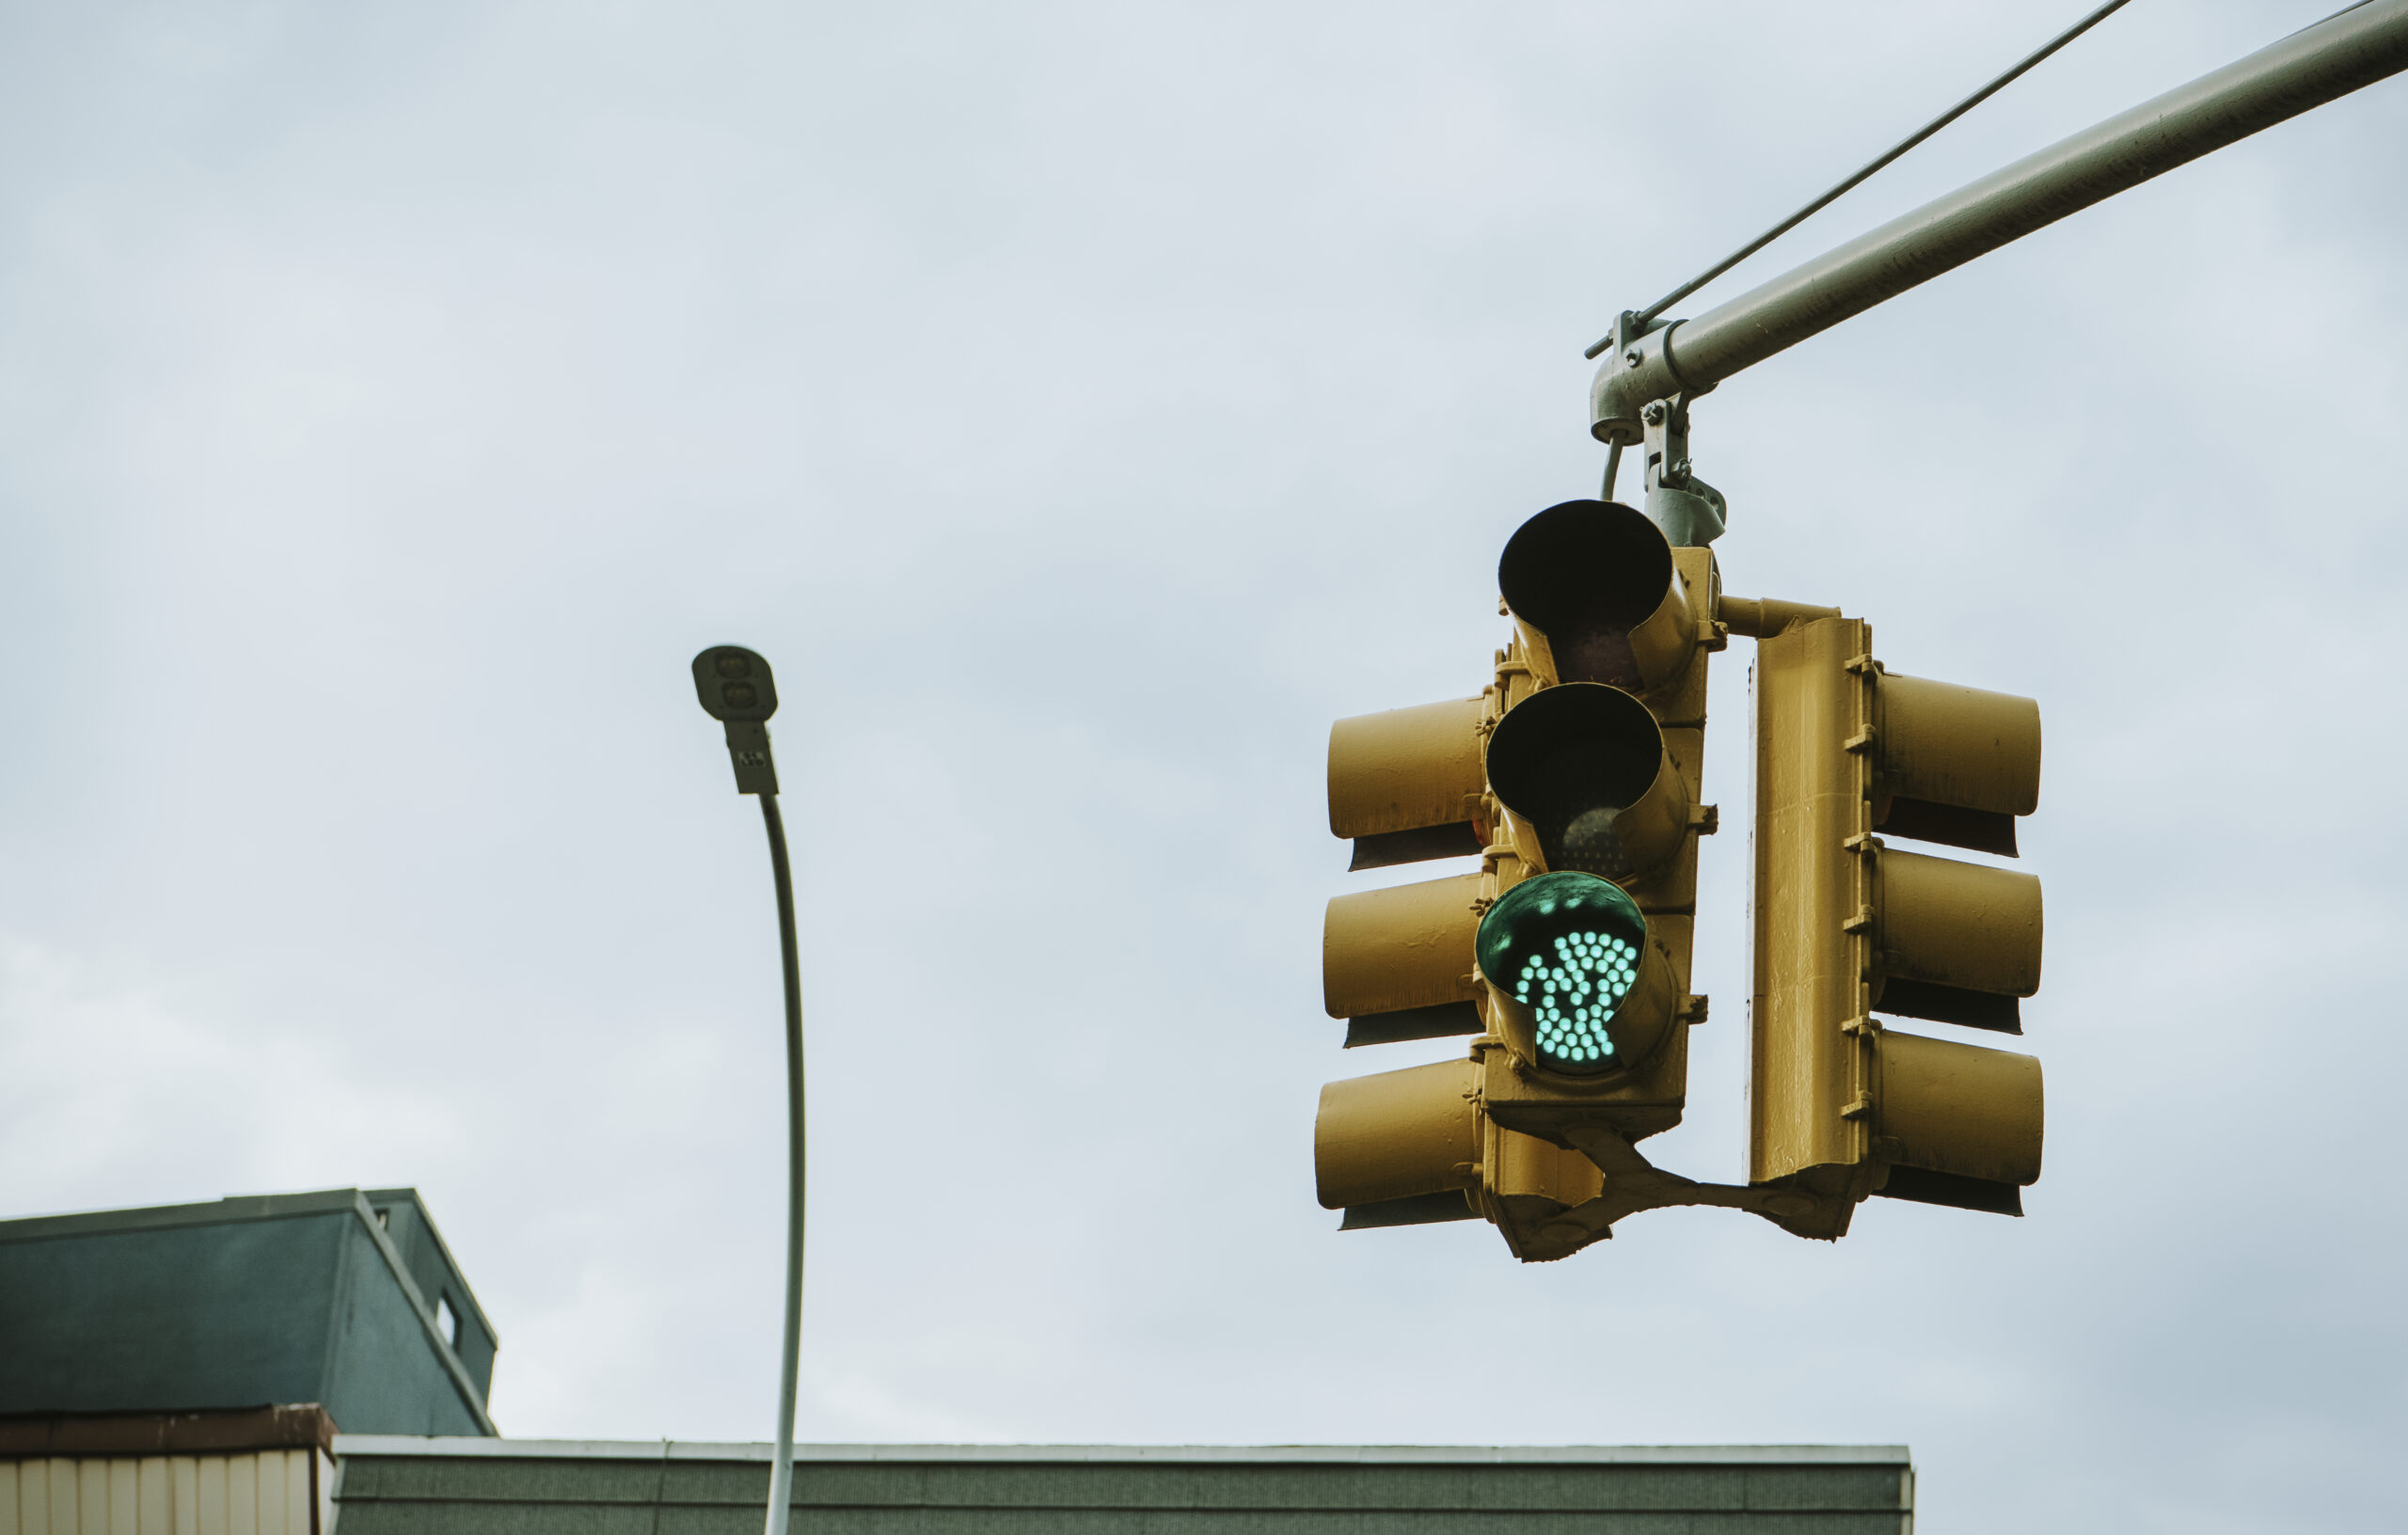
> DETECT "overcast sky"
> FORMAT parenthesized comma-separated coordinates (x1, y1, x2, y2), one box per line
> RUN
(4, 3, 2404, 1530)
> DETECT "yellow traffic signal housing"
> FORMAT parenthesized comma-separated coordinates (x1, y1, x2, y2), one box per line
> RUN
(1314, 501, 1722, 1253)
(1313, 1058, 1481, 1226)
(1322, 872, 1484, 1048)
(1327, 697, 1489, 871)
(1312, 507, 2052, 1256)
(1749, 614, 2045, 1236)
(1312, 1056, 1610, 1236)
(1485, 684, 1693, 883)
(1323, 663, 1497, 1052)
(1317, 642, 1506, 1229)
(1472, 502, 1714, 1173)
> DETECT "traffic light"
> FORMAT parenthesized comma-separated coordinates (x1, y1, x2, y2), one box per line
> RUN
(1314, 658, 1496, 1231)
(1323, 694, 1489, 1050)
(1745, 613, 2044, 1238)
(1313, 500, 1722, 1258)
(1480, 873, 1671, 1068)
(1472, 502, 1715, 1166)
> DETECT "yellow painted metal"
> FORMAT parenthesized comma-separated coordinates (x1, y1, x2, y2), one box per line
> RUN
(1494, 635, 1545, 715)
(1465, 539, 1717, 1190)
(1314, 1058, 1481, 1211)
(1608, 745, 1692, 878)
(1483, 683, 1690, 884)
(1653, 546, 1719, 725)
(1484, 1120, 1607, 1207)
(1878, 849, 2043, 999)
(1717, 595, 1841, 641)
(1478, 999, 1691, 1148)
(1510, 572, 1697, 693)
(1648, 725, 1708, 913)
(1311, 507, 1774, 1258)
(1461, 535, 1717, 1179)
(1480, 1118, 1608, 1258)
(1877, 673, 2040, 817)
(1510, 621, 1566, 689)
(1326, 695, 1491, 840)
(1622, 570, 1703, 697)
(1322, 874, 1482, 1020)
(1312, 508, 2052, 1253)
(1877, 1030, 2043, 1187)
(1749, 616, 1877, 1193)
(1501, 502, 1704, 702)
(1748, 614, 2047, 1232)
(1658, 722, 1705, 801)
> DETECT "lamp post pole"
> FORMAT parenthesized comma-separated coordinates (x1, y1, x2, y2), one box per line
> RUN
(690, 645, 806, 1535)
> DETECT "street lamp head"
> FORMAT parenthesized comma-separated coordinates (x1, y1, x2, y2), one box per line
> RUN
(692, 645, 779, 723)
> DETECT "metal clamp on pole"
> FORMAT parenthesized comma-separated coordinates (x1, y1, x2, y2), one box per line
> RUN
(1638, 393, 1726, 549)
(690, 644, 807, 1535)
(1593, 311, 1725, 547)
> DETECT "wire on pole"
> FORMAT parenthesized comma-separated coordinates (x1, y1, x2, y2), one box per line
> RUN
(1583, 0, 2135, 360)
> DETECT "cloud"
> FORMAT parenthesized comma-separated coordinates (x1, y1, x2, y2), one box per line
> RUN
(3, 3, 2404, 1530)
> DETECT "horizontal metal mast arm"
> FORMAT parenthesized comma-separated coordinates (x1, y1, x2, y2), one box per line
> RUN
(1593, 0, 2408, 441)
(1719, 596, 1843, 639)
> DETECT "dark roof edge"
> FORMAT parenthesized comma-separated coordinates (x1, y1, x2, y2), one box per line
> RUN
(342, 1194, 499, 1438)
(3, 1406, 338, 1459)
(0, 1189, 366, 1244)
(357, 1188, 499, 1350)
(0, 1189, 499, 1438)
(331, 1438, 1911, 1466)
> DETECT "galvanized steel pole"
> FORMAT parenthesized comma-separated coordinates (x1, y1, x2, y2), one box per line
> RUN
(759, 795, 806, 1535)
(1593, 0, 2408, 442)
(687, 646, 808, 1535)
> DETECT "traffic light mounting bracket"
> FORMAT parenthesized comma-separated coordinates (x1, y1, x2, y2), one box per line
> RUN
(1479, 1105, 1845, 1261)
(1639, 392, 1727, 547)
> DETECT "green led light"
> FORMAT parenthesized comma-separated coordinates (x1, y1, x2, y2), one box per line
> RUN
(1476, 871, 1650, 1075)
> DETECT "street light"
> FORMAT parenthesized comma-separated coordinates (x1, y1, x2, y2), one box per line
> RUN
(689, 643, 805, 1535)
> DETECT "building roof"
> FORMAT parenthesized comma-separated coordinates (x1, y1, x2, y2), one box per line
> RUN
(0, 1189, 495, 1436)
(331, 1437, 1914, 1533)
(0, 1405, 338, 1460)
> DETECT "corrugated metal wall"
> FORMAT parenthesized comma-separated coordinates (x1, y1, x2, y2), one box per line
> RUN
(0, 1448, 330, 1535)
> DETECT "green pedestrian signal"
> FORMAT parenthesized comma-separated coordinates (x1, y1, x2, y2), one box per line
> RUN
(1477, 873, 1663, 1075)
